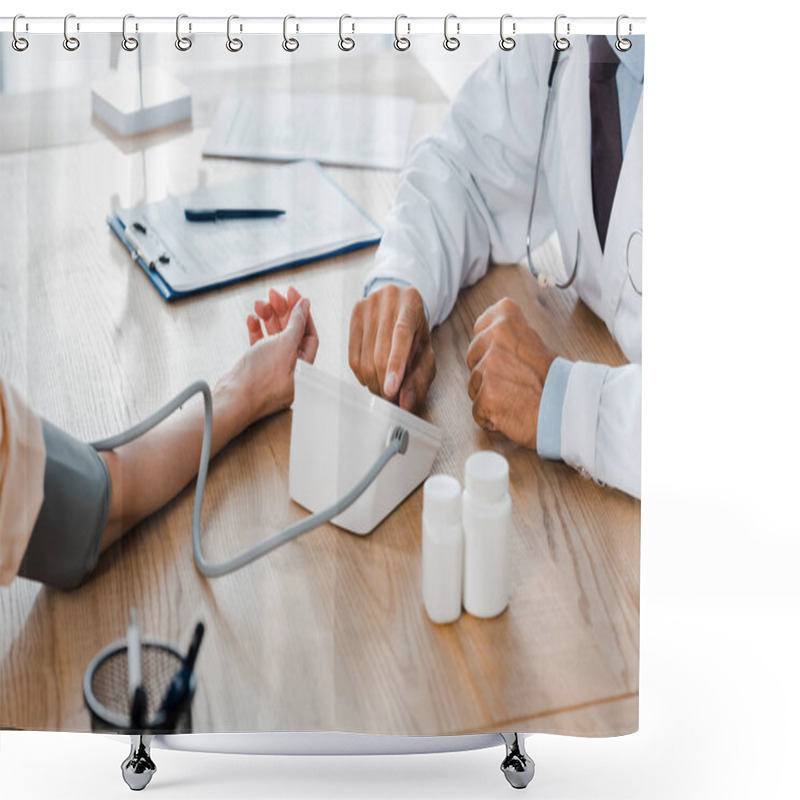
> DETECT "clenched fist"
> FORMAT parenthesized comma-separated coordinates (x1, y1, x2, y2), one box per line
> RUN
(466, 298, 557, 450)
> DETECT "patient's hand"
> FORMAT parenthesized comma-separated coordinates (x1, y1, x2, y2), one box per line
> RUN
(230, 287, 319, 424)
(250, 286, 319, 364)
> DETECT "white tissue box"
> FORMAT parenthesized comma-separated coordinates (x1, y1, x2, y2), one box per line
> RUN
(91, 69, 191, 136)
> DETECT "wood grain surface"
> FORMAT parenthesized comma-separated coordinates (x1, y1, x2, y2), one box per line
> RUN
(0, 49, 639, 736)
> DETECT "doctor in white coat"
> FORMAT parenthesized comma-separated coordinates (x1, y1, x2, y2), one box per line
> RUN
(348, 34, 643, 499)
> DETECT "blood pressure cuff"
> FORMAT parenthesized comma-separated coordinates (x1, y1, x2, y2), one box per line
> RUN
(17, 419, 110, 591)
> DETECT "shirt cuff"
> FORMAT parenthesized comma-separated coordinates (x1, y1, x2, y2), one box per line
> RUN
(536, 357, 573, 461)
(560, 361, 609, 480)
(364, 277, 430, 322)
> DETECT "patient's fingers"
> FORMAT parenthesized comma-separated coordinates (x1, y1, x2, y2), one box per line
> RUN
(299, 308, 320, 364)
(269, 288, 289, 318)
(287, 286, 301, 309)
(283, 299, 310, 347)
(254, 299, 270, 319)
(255, 299, 281, 336)
(246, 314, 264, 346)
(254, 289, 317, 363)
(305, 307, 319, 339)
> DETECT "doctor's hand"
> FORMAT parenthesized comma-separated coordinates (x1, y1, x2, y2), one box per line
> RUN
(466, 298, 556, 451)
(231, 287, 319, 424)
(348, 284, 436, 412)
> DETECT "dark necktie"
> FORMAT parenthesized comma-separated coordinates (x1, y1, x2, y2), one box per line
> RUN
(589, 36, 622, 251)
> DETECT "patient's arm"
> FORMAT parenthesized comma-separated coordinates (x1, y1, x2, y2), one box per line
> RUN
(98, 288, 318, 553)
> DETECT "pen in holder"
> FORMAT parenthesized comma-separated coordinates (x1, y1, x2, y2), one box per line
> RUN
(83, 616, 204, 790)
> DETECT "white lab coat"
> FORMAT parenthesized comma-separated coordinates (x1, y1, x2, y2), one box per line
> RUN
(365, 36, 642, 499)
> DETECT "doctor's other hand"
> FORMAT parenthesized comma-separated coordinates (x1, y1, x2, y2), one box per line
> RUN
(348, 284, 436, 411)
(466, 298, 556, 450)
(235, 288, 319, 423)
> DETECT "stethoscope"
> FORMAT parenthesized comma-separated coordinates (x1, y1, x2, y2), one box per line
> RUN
(525, 48, 642, 297)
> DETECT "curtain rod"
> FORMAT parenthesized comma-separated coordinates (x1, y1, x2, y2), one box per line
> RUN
(0, 16, 646, 37)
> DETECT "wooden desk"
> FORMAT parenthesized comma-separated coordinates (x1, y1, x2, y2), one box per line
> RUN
(0, 54, 638, 736)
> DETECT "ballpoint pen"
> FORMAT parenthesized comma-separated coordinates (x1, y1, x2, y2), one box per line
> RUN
(156, 621, 205, 731)
(184, 208, 286, 222)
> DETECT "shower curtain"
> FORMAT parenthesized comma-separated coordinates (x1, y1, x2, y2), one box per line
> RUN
(0, 20, 642, 741)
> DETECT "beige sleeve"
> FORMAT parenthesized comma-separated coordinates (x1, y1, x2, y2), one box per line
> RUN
(0, 380, 46, 585)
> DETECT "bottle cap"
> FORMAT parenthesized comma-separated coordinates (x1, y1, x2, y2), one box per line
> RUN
(465, 451, 509, 502)
(423, 474, 461, 526)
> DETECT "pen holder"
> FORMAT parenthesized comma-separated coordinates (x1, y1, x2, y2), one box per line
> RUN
(83, 638, 195, 734)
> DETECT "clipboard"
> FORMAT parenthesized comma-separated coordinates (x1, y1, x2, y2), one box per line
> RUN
(108, 161, 382, 301)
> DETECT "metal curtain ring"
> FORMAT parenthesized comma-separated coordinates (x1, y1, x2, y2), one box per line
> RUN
(616, 14, 632, 51)
(122, 14, 139, 51)
(443, 14, 460, 51)
(226, 15, 243, 52)
(499, 14, 515, 51)
(394, 15, 410, 51)
(176, 14, 192, 51)
(12, 14, 29, 51)
(63, 14, 80, 51)
(283, 15, 299, 52)
(553, 14, 570, 51)
(338, 14, 355, 51)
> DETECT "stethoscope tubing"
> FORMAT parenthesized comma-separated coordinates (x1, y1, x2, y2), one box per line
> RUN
(526, 45, 641, 297)
(526, 49, 579, 290)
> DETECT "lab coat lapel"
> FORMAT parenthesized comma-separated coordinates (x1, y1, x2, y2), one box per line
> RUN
(605, 96, 643, 271)
(602, 95, 643, 361)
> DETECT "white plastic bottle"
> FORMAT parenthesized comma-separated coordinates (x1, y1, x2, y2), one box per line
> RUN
(422, 475, 463, 624)
(462, 452, 511, 618)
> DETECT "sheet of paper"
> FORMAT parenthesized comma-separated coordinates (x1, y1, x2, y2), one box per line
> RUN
(203, 91, 416, 171)
(116, 161, 381, 293)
